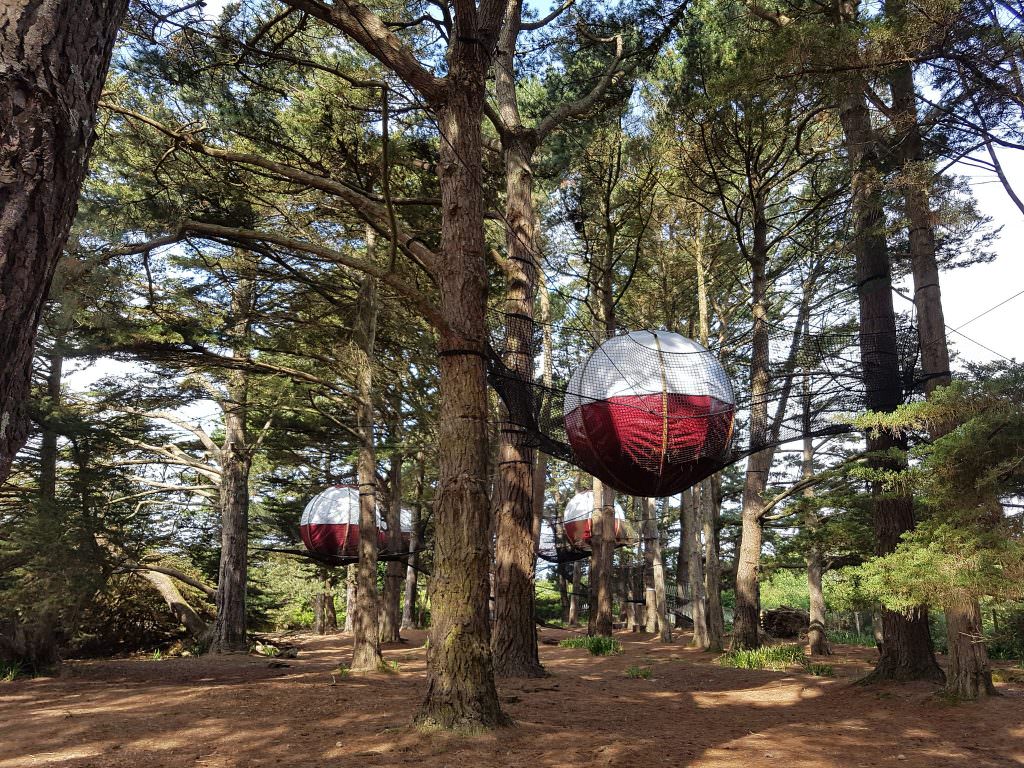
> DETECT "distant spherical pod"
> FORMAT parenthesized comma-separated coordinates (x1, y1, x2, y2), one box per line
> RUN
(300, 485, 412, 558)
(562, 490, 629, 549)
(563, 331, 736, 497)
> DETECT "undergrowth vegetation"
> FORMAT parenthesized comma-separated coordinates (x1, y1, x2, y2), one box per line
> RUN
(558, 635, 623, 656)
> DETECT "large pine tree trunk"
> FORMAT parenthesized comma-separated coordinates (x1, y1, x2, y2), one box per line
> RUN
(701, 476, 725, 651)
(0, 0, 128, 483)
(401, 454, 425, 630)
(589, 479, 616, 636)
(568, 561, 582, 626)
(889, 47, 993, 698)
(351, 271, 382, 671)
(415, 50, 507, 726)
(343, 567, 355, 633)
(836, 72, 944, 684)
(490, 2, 544, 677)
(380, 450, 404, 643)
(732, 233, 771, 651)
(685, 489, 709, 648)
(209, 278, 253, 654)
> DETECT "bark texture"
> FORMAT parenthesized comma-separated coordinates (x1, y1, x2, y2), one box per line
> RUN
(0, 0, 128, 482)
(701, 476, 726, 651)
(351, 271, 382, 671)
(380, 450, 403, 644)
(836, 71, 943, 684)
(415, 20, 508, 725)
(401, 454, 425, 630)
(684, 489, 709, 648)
(209, 279, 253, 655)
(888, 40, 993, 698)
(732, 240, 771, 651)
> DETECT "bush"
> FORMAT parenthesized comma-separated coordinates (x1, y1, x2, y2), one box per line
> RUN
(829, 629, 876, 647)
(1, 660, 25, 682)
(625, 664, 652, 679)
(718, 644, 806, 670)
(558, 635, 623, 655)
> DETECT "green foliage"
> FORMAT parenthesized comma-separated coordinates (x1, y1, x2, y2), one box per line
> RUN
(844, 367, 1024, 612)
(625, 664, 653, 679)
(558, 635, 623, 655)
(718, 644, 806, 670)
(0, 661, 25, 682)
(828, 629, 876, 647)
(534, 579, 565, 624)
(760, 570, 810, 611)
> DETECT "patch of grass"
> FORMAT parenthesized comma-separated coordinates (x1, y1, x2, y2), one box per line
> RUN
(805, 662, 835, 677)
(0, 661, 25, 682)
(625, 665, 652, 679)
(150, 649, 164, 661)
(829, 629, 876, 648)
(717, 644, 806, 671)
(254, 642, 280, 657)
(558, 635, 623, 656)
(331, 665, 350, 681)
(378, 659, 400, 674)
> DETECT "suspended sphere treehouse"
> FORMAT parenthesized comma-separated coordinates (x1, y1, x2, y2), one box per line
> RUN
(563, 331, 736, 497)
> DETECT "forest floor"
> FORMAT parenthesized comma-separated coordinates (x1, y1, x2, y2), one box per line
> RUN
(2, 627, 1023, 768)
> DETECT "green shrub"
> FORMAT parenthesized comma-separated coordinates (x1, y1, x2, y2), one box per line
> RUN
(558, 635, 623, 656)
(829, 629, 876, 647)
(0, 661, 25, 682)
(625, 664, 652, 679)
(718, 644, 806, 670)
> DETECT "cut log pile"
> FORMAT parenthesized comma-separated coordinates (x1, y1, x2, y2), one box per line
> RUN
(761, 606, 809, 638)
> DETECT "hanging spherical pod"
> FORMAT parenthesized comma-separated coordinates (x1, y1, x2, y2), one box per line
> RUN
(563, 331, 736, 497)
(562, 490, 629, 549)
(300, 485, 380, 557)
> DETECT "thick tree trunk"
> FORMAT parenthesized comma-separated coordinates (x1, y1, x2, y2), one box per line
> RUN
(209, 278, 253, 655)
(676, 513, 689, 628)
(490, 1, 544, 676)
(351, 271, 382, 672)
(401, 454, 425, 630)
(343, 567, 355, 633)
(889, 47, 993, 698)
(589, 479, 616, 636)
(415, 54, 507, 726)
(0, 0, 128, 483)
(642, 498, 659, 634)
(39, 346, 62, 503)
(380, 450, 404, 643)
(685, 489, 709, 648)
(836, 72, 944, 684)
(806, 549, 831, 656)
(732, 236, 771, 651)
(945, 600, 997, 698)
(313, 572, 338, 635)
(701, 476, 725, 651)
(568, 560, 582, 626)
(802, 350, 831, 656)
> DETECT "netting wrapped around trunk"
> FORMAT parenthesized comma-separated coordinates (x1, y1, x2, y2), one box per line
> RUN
(563, 331, 736, 497)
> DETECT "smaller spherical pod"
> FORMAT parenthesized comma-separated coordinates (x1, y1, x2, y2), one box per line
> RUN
(563, 490, 629, 549)
(300, 485, 384, 557)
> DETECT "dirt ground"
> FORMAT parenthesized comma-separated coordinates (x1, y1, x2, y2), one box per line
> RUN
(3, 628, 1023, 768)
